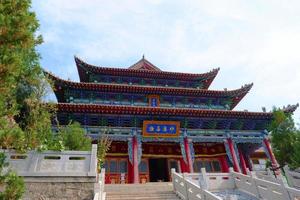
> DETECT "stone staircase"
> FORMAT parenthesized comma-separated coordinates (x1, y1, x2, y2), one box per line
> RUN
(105, 182, 180, 200)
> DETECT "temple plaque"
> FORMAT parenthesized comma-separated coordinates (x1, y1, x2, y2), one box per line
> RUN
(142, 120, 180, 137)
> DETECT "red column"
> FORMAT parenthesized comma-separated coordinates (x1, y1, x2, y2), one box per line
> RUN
(245, 154, 253, 171)
(180, 158, 189, 173)
(263, 137, 278, 168)
(227, 138, 240, 172)
(132, 136, 139, 183)
(219, 156, 229, 172)
(184, 137, 194, 173)
(238, 147, 247, 174)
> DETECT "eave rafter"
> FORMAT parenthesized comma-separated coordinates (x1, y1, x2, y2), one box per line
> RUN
(45, 70, 252, 109)
(56, 103, 274, 120)
(74, 56, 220, 89)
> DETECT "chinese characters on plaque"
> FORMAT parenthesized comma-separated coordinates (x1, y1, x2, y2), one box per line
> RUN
(143, 121, 180, 137)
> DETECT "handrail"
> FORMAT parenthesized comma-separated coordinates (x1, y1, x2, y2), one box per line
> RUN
(93, 168, 106, 200)
(172, 168, 300, 200)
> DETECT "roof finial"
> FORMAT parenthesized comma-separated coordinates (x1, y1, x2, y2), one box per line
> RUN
(142, 54, 145, 59)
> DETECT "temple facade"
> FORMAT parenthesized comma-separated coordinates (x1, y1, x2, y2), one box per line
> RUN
(46, 56, 298, 184)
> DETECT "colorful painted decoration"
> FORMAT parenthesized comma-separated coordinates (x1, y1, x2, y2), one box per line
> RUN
(142, 120, 180, 137)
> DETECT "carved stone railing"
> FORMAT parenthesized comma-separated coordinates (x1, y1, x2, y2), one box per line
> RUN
(172, 168, 300, 200)
(284, 165, 300, 189)
(93, 168, 106, 200)
(2, 145, 99, 200)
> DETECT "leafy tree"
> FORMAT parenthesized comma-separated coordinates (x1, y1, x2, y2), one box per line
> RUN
(97, 136, 112, 171)
(0, 1, 56, 198)
(269, 109, 298, 167)
(290, 132, 300, 169)
(0, 0, 57, 151)
(58, 122, 92, 151)
(0, 153, 25, 200)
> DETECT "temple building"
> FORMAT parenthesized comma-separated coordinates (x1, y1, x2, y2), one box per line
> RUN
(46, 56, 298, 184)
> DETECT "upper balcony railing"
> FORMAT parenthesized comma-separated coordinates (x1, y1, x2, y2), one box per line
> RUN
(69, 98, 227, 110)
(52, 126, 263, 139)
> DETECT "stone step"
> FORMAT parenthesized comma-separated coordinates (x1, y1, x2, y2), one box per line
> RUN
(106, 193, 177, 200)
(105, 182, 173, 192)
(106, 196, 180, 200)
(105, 182, 180, 200)
(107, 192, 176, 196)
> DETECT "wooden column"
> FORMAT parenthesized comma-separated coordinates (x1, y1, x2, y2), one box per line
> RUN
(184, 137, 194, 173)
(227, 138, 240, 172)
(245, 153, 253, 171)
(132, 136, 139, 183)
(219, 156, 229, 172)
(238, 147, 247, 174)
(263, 137, 278, 168)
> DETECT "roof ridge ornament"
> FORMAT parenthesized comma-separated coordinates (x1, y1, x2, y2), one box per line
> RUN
(282, 103, 299, 113)
(128, 56, 161, 71)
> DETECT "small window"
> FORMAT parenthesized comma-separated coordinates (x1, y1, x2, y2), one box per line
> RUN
(104, 161, 109, 173)
(193, 160, 204, 172)
(139, 160, 148, 173)
(212, 161, 221, 172)
(119, 160, 128, 173)
(110, 160, 118, 173)
(204, 161, 212, 172)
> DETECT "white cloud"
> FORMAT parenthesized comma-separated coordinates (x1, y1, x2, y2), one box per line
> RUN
(32, 0, 300, 123)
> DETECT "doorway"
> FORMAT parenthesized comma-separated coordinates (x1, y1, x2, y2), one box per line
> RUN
(149, 158, 169, 182)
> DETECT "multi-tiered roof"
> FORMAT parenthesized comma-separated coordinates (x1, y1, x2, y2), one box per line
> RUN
(47, 56, 298, 132)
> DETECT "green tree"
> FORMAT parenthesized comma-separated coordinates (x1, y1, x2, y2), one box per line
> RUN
(0, 0, 56, 151)
(0, 1, 55, 198)
(290, 132, 300, 169)
(97, 136, 112, 171)
(59, 122, 92, 151)
(0, 153, 25, 200)
(269, 109, 298, 167)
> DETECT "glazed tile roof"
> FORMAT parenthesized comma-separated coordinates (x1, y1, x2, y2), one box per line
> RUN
(46, 71, 253, 109)
(56, 103, 274, 119)
(75, 56, 219, 89)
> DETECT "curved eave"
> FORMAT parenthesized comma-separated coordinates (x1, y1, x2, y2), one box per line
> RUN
(230, 83, 253, 109)
(75, 56, 219, 89)
(56, 103, 273, 120)
(46, 71, 253, 109)
(282, 103, 299, 113)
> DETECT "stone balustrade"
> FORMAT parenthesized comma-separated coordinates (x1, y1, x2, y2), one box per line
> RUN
(2, 144, 102, 200)
(284, 165, 300, 189)
(172, 167, 300, 200)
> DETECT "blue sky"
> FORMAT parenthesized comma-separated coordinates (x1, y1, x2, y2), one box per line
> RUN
(32, 0, 300, 124)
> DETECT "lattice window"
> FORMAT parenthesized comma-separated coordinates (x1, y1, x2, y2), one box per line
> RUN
(193, 159, 221, 173)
